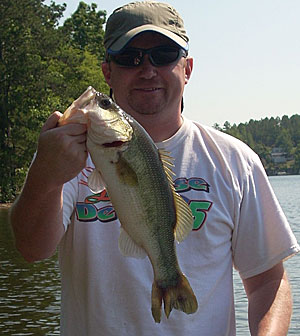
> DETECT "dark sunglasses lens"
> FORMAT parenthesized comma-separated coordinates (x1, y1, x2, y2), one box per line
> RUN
(111, 50, 141, 66)
(151, 47, 180, 65)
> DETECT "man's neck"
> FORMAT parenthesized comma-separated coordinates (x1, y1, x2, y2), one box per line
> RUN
(130, 113, 183, 142)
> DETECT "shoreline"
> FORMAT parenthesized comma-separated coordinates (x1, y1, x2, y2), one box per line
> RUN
(0, 203, 12, 209)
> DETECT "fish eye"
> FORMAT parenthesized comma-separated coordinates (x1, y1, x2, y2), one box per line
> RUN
(99, 97, 112, 109)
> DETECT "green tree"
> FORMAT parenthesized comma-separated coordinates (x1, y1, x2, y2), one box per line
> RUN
(294, 144, 300, 174)
(290, 114, 300, 146)
(0, 0, 66, 201)
(45, 46, 109, 112)
(0, 0, 109, 202)
(275, 129, 293, 155)
(223, 121, 231, 132)
(220, 114, 300, 175)
(226, 124, 243, 142)
(62, 2, 106, 61)
(213, 123, 222, 131)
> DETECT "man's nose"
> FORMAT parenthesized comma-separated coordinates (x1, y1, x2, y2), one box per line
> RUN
(138, 55, 158, 79)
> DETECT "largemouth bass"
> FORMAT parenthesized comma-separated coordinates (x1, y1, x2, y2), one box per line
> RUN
(59, 86, 198, 322)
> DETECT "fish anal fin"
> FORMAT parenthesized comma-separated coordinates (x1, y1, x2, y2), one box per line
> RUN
(88, 169, 106, 193)
(118, 228, 147, 259)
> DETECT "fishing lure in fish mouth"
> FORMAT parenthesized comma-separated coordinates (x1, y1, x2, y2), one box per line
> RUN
(59, 86, 198, 323)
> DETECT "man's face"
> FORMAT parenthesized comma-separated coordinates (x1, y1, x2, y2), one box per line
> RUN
(102, 32, 192, 121)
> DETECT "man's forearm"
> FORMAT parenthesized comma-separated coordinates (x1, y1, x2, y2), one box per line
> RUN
(10, 112, 87, 262)
(247, 270, 292, 335)
(10, 164, 65, 262)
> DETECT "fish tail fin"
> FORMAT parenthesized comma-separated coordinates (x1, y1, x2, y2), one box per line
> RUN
(151, 273, 198, 323)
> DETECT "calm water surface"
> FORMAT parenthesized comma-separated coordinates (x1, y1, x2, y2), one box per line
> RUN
(0, 175, 299, 335)
(0, 209, 60, 335)
(234, 175, 300, 335)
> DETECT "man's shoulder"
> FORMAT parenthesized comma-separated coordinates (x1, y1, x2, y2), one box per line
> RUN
(190, 119, 257, 156)
(183, 118, 262, 174)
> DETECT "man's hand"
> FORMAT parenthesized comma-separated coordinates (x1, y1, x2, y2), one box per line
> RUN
(33, 111, 87, 191)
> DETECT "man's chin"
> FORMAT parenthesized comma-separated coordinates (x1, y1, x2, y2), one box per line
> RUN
(131, 106, 162, 116)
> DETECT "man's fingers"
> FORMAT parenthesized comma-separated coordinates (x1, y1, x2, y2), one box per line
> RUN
(41, 112, 87, 136)
(61, 123, 87, 136)
(41, 111, 62, 133)
(76, 134, 87, 144)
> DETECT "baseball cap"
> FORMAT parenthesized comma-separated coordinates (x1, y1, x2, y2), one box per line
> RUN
(104, 1, 189, 53)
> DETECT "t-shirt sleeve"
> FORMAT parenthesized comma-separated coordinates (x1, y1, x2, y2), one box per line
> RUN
(232, 154, 299, 279)
(62, 176, 78, 232)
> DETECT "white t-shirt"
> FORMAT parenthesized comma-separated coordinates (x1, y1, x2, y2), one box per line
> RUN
(59, 117, 299, 336)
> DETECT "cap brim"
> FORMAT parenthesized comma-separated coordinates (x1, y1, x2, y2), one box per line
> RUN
(107, 24, 189, 53)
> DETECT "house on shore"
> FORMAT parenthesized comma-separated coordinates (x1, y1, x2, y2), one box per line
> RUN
(271, 147, 287, 164)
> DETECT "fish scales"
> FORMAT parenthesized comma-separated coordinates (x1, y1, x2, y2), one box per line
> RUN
(59, 86, 198, 323)
(96, 117, 179, 282)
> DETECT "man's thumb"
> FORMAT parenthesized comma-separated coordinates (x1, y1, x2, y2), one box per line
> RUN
(41, 111, 63, 132)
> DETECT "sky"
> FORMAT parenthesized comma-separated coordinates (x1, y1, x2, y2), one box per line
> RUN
(46, 0, 300, 127)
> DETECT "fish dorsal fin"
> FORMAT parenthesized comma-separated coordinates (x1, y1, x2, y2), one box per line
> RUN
(158, 149, 194, 243)
(118, 228, 147, 259)
(88, 169, 106, 193)
(158, 149, 176, 181)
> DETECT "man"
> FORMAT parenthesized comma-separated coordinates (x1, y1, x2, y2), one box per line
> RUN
(10, 1, 299, 335)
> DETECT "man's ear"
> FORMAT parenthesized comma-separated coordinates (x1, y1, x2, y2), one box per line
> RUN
(102, 62, 112, 87)
(184, 57, 193, 84)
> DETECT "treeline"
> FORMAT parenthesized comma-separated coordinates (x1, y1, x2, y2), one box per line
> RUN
(1, 1, 299, 203)
(0, 0, 109, 202)
(214, 115, 300, 176)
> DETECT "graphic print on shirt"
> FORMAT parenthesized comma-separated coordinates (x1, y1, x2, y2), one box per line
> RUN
(75, 167, 213, 231)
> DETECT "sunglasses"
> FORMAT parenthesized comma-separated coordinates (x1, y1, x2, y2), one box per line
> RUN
(107, 45, 187, 67)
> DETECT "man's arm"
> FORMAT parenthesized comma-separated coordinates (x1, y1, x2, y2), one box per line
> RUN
(243, 262, 292, 335)
(10, 112, 87, 262)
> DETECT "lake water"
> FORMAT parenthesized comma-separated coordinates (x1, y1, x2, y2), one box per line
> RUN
(0, 209, 61, 335)
(0, 175, 299, 335)
(234, 175, 300, 335)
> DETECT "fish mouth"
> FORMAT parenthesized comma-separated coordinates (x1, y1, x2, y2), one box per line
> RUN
(102, 141, 127, 148)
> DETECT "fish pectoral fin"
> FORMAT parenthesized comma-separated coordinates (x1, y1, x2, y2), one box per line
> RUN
(116, 157, 138, 186)
(173, 192, 194, 242)
(118, 228, 147, 259)
(88, 169, 106, 193)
